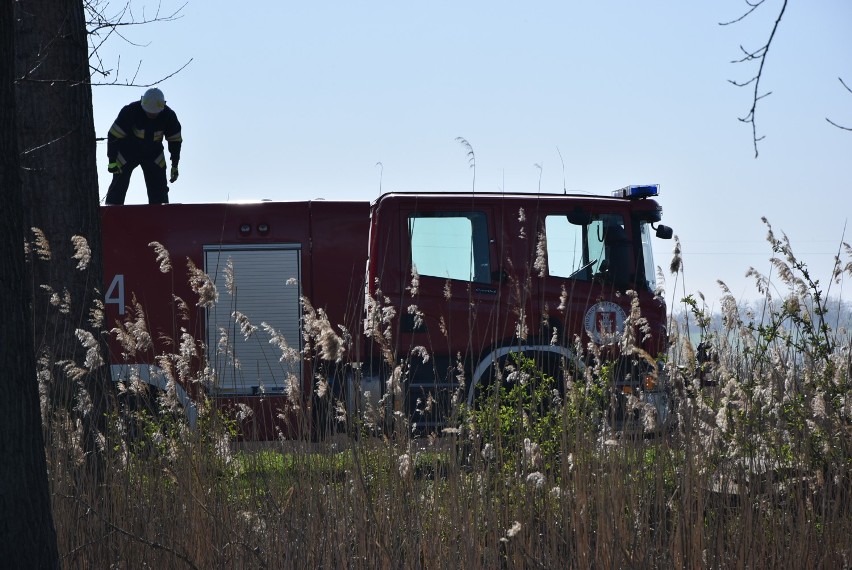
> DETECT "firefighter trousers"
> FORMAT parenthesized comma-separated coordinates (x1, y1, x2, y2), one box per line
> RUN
(105, 156, 169, 205)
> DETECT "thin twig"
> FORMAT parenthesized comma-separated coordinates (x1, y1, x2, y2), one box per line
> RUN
(92, 57, 193, 87)
(57, 493, 201, 570)
(722, 0, 788, 157)
(826, 77, 852, 130)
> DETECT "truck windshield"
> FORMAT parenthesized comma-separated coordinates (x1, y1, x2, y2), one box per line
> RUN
(545, 213, 632, 286)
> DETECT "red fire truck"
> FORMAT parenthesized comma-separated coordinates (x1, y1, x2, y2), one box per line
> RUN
(101, 186, 673, 439)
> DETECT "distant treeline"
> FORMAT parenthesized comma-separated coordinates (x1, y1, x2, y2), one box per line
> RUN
(670, 296, 852, 340)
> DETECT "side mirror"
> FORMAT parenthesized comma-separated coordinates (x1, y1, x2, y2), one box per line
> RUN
(655, 224, 673, 240)
(567, 208, 592, 226)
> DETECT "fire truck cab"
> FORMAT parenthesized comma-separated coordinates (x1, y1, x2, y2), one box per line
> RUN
(364, 186, 672, 431)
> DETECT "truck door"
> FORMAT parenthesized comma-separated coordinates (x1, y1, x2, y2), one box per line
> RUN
(397, 206, 504, 428)
(539, 209, 636, 346)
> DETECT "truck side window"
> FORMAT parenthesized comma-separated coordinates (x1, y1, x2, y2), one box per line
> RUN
(408, 212, 491, 283)
(545, 216, 587, 279)
(545, 213, 629, 284)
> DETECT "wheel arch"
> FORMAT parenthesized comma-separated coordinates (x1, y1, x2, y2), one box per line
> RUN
(466, 343, 583, 408)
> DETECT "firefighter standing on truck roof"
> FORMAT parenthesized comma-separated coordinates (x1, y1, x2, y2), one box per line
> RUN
(105, 88, 182, 205)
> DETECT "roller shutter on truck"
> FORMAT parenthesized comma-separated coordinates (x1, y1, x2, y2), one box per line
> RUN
(204, 244, 302, 395)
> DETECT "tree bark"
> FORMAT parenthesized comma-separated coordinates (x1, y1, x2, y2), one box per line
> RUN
(0, 3, 61, 568)
(14, 0, 113, 476)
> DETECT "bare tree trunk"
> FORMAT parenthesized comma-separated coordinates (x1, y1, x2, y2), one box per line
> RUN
(14, 0, 113, 477)
(0, 3, 61, 568)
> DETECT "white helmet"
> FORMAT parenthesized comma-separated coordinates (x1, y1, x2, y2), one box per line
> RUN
(141, 88, 166, 114)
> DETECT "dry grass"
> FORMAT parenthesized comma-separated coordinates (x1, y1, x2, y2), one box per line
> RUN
(31, 222, 852, 569)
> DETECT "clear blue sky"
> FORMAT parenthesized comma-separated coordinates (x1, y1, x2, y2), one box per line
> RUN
(91, 1, 852, 309)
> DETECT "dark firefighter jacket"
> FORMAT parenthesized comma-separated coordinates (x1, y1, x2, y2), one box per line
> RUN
(107, 101, 183, 168)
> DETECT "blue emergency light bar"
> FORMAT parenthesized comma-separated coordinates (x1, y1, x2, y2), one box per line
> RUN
(612, 184, 659, 199)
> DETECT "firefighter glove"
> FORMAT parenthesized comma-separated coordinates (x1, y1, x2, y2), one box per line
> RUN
(108, 161, 122, 175)
(170, 164, 179, 183)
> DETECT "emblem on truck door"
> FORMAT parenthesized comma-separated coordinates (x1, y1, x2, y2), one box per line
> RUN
(584, 301, 626, 345)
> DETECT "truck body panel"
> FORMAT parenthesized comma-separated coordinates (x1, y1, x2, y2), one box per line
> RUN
(102, 201, 370, 438)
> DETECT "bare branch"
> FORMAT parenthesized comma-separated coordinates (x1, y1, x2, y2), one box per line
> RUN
(92, 57, 192, 88)
(722, 0, 788, 157)
(826, 77, 852, 131)
(16, 55, 191, 91)
(86, 1, 190, 87)
(826, 118, 852, 132)
(19, 130, 79, 161)
(719, 0, 765, 26)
